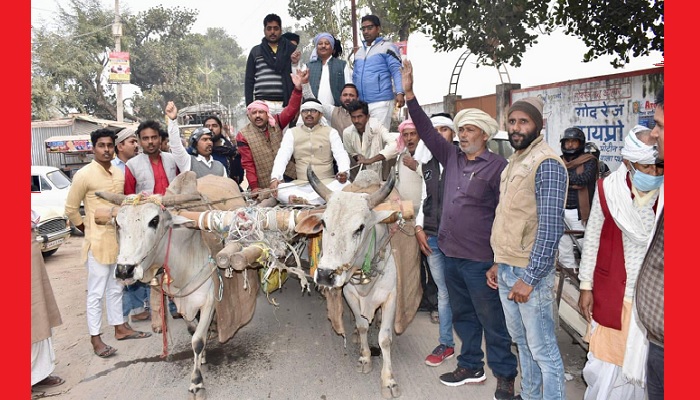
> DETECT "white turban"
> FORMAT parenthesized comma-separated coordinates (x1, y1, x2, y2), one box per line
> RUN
(620, 125, 656, 164)
(300, 101, 329, 126)
(430, 116, 455, 133)
(453, 108, 499, 140)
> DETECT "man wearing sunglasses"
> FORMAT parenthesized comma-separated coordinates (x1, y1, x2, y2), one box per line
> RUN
(352, 15, 404, 130)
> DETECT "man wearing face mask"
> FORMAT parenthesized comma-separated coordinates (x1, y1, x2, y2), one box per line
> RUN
(577, 125, 663, 399)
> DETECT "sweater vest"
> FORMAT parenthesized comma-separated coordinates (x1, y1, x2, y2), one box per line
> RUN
(291, 125, 334, 180)
(491, 135, 568, 267)
(190, 156, 225, 178)
(308, 57, 347, 106)
(126, 153, 178, 195)
(397, 153, 424, 216)
(422, 157, 444, 236)
(239, 123, 296, 188)
(592, 178, 627, 330)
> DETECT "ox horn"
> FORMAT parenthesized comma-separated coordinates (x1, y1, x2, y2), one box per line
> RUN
(307, 165, 333, 202)
(161, 194, 202, 207)
(367, 167, 396, 209)
(96, 191, 126, 205)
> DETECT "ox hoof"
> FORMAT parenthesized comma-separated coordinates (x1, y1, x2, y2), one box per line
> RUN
(381, 382, 401, 399)
(188, 388, 206, 400)
(356, 358, 373, 374)
(151, 324, 163, 334)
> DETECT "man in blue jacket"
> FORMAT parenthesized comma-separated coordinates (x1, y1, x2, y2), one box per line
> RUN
(352, 15, 404, 130)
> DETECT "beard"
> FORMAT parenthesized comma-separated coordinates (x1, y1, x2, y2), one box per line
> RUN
(508, 129, 539, 150)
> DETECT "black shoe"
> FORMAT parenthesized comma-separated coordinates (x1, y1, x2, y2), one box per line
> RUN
(439, 366, 486, 386)
(494, 377, 519, 400)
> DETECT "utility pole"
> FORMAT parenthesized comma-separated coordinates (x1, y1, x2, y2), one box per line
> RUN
(113, 0, 123, 121)
(351, 0, 358, 54)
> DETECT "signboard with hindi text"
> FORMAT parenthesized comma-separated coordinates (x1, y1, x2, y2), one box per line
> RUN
(108, 51, 131, 84)
(511, 68, 663, 171)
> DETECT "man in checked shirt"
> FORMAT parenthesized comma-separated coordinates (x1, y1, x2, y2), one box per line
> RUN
(486, 97, 569, 400)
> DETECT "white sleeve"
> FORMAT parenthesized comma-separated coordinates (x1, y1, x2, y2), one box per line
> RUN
(578, 188, 604, 290)
(330, 129, 351, 174)
(270, 130, 295, 181)
(415, 178, 427, 228)
(344, 63, 352, 84)
(379, 125, 400, 159)
(168, 119, 191, 172)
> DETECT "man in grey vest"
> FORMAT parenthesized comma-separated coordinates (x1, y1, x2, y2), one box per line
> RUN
(165, 101, 227, 178)
(124, 120, 184, 196)
(269, 98, 351, 205)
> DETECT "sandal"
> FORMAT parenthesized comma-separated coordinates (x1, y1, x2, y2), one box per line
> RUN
(33, 375, 65, 389)
(94, 345, 118, 358)
(116, 330, 152, 340)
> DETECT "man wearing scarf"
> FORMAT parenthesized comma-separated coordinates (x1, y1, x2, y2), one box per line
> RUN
(394, 119, 424, 216)
(244, 13, 299, 114)
(402, 60, 519, 400)
(577, 126, 663, 399)
(558, 127, 599, 270)
(236, 69, 306, 195)
(269, 98, 351, 205)
(306, 32, 352, 121)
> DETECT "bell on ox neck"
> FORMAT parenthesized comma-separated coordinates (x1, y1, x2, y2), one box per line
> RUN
(358, 270, 371, 285)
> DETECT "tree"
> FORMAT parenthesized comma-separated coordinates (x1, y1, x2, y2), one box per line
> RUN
(32, 0, 121, 120)
(415, 0, 663, 68)
(31, 2, 247, 122)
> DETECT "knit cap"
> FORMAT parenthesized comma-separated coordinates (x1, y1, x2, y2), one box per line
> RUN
(508, 97, 544, 132)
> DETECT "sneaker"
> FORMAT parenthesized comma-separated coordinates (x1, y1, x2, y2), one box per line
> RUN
(494, 377, 518, 400)
(425, 344, 454, 366)
(439, 366, 486, 386)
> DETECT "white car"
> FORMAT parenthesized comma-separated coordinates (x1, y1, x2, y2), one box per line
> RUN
(32, 206, 71, 257)
(31, 165, 82, 255)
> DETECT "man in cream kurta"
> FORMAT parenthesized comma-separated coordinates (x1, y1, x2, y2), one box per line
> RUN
(65, 128, 151, 359)
(343, 99, 399, 179)
(270, 99, 351, 204)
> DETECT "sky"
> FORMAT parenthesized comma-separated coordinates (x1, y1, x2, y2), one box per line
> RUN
(31, 0, 664, 105)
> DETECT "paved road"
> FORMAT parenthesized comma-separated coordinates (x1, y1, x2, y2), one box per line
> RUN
(34, 236, 587, 399)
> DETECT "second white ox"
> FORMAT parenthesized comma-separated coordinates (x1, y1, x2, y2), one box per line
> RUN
(303, 166, 410, 399)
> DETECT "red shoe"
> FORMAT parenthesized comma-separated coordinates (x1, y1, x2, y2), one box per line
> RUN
(425, 344, 455, 366)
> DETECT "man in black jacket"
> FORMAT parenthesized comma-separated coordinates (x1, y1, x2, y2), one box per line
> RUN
(245, 13, 300, 115)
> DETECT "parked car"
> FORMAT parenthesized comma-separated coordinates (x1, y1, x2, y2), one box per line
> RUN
(489, 130, 514, 159)
(31, 165, 84, 236)
(32, 206, 71, 257)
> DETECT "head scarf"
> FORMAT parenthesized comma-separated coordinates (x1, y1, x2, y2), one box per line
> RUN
(620, 125, 656, 164)
(246, 101, 276, 127)
(116, 127, 136, 144)
(310, 33, 335, 62)
(395, 119, 417, 153)
(453, 108, 499, 140)
(299, 100, 329, 126)
(430, 116, 455, 133)
(508, 97, 544, 133)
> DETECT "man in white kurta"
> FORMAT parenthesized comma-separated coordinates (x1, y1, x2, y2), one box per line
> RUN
(270, 99, 351, 205)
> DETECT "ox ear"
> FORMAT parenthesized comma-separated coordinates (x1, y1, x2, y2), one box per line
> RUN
(171, 214, 195, 228)
(371, 210, 396, 226)
(295, 214, 323, 235)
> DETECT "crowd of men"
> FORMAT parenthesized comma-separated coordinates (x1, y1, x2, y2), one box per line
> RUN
(32, 11, 665, 400)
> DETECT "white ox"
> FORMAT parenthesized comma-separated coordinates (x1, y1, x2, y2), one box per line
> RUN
(97, 184, 236, 400)
(303, 166, 405, 399)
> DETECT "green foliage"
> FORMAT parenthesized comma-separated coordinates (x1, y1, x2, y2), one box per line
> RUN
(552, 0, 664, 68)
(32, 1, 247, 122)
(415, 0, 663, 68)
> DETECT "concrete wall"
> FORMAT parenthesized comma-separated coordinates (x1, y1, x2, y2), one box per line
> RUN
(511, 67, 664, 170)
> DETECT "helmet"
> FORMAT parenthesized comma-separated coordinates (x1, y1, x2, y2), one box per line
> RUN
(188, 127, 212, 155)
(585, 142, 601, 159)
(560, 127, 586, 155)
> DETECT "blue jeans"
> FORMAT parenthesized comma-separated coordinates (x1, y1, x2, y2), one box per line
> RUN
(444, 257, 518, 379)
(426, 235, 454, 347)
(122, 281, 149, 317)
(646, 342, 664, 400)
(497, 264, 566, 400)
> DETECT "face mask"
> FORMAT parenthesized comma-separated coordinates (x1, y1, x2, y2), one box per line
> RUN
(630, 165, 664, 192)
